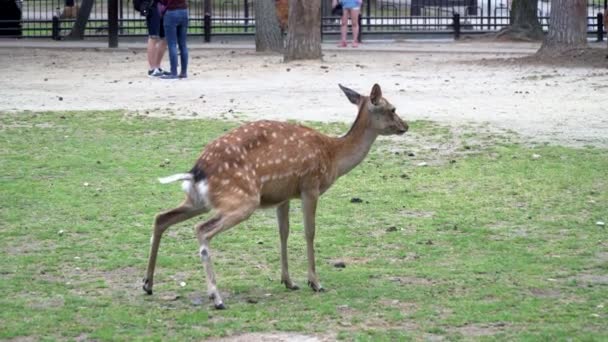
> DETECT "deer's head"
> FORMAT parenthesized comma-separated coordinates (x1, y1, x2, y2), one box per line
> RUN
(339, 84, 408, 136)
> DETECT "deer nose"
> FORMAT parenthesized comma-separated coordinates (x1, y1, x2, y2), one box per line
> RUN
(397, 121, 408, 135)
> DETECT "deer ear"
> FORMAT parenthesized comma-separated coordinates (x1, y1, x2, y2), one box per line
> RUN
(370, 84, 382, 105)
(339, 84, 361, 105)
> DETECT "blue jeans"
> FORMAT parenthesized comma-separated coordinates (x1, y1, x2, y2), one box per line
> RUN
(163, 9, 189, 76)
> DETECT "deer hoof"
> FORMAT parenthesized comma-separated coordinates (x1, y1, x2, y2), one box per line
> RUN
(307, 281, 325, 292)
(281, 280, 300, 291)
(214, 303, 226, 310)
(142, 278, 153, 295)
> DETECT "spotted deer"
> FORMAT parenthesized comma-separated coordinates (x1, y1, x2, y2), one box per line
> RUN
(143, 84, 408, 309)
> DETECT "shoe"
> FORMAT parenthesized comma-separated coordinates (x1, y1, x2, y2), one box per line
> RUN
(149, 68, 164, 77)
(158, 68, 172, 76)
(178, 74, 187, 79)
(338, 41, 347, 48)
(160, 74, 178, 79)
(351, 41, 359, 48)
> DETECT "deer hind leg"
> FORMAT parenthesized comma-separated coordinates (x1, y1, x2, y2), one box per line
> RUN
(302, 190, 324, 292)
(195, 196, 258, 309)
(143, 198, 208, 295)
(277, 201, 299, 290)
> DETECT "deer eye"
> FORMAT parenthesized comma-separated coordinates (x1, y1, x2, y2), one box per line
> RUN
(391, 108, 396, 113)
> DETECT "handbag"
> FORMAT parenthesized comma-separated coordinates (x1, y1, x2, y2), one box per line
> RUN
(331, 3, 343, 16)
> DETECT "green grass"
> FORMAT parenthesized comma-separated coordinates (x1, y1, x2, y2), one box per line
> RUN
(1, 111, 607, 340)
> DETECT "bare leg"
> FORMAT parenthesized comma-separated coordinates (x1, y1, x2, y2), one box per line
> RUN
(143, 199, 207, 294)
(339, 10, 349, 46)
(147, 37, 160, 69)
(195, 197, 258, 309)
(351, 9, 360, 47)
(277, 201, 298, 290)
(155, 39, 167, 69)
(302, 191, 323, 292)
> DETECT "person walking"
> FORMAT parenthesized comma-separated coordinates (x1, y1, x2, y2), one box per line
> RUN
(160, 0, 189, 79)
(334, 0, 362, 48)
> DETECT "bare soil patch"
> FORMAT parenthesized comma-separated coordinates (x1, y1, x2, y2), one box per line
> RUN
(1, 42, 607, 147)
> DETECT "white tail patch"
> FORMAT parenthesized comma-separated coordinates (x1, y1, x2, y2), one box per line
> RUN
(158, 173, 193, 184)
(181, 179, 210, 207)
(159, 173, 210, 208)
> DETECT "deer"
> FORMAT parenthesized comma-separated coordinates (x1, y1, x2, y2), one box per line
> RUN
(143, 84, 408, 309)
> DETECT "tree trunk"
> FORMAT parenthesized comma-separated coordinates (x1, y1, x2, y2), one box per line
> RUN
(254, 0, 284, 53)
(66, 0, 95, 40)
(284, 0, 322, 62)
(538, 0, 587, 55)
(495, 0, 543, 41)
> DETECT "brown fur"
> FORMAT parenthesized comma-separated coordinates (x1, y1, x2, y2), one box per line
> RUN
(60, 6, 79, 19)
(276, 0, 289, 31)
(143, 84, 408, 309)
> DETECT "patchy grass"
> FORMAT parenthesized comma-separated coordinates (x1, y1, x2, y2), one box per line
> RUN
(1, 111, 607, 341)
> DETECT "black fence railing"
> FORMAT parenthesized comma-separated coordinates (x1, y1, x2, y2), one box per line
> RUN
(0, 0, 607, 40)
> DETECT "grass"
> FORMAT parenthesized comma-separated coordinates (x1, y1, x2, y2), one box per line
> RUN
(1, 111, 607, 340)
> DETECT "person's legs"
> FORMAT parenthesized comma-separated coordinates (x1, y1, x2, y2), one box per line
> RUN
(339, 10, 349, 47)
(351, 9, 360, 47)
(147, 37, 160, 70)
(155, 39, 167, 69)
(154, 18, 167, 71)
(176, 9, 189, 78)
(163, 11, 179, 77)
(146, 9, 162, 73)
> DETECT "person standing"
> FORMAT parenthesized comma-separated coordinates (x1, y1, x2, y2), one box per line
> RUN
(334, 0, 362, 48)
(160, 0, 189, 79)
(144, 0, 169, 77)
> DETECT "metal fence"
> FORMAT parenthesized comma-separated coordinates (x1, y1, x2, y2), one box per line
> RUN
(0, 0, 607, 39)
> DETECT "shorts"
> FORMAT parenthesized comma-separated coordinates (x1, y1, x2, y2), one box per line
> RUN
(146, 5, 165, 39)
(341, 0, 361, 10)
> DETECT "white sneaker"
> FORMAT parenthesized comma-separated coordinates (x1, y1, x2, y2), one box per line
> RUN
(148, 68, 163, 77)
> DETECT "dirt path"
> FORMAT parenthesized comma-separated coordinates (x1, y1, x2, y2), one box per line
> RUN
(1, 41, 607, 146)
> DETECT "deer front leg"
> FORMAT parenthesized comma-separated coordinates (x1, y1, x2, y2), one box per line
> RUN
(277, 201, 299, 290)
(301, 191, 324, 292)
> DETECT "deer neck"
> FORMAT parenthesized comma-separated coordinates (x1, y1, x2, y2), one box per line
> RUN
(334, 104, 378, 177)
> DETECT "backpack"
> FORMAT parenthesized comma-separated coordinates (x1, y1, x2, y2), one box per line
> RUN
(133, 0, 155, 16)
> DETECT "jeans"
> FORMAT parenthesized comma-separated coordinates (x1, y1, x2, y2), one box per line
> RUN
(163, 9, 188, 77)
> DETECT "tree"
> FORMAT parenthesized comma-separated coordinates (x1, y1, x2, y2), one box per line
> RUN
(538, 0, 587, 55)
(284, 0, 322, 62)
(495, 0, 543, 41)
(254, 0, 284, 53)
(66, 0, 95, 40)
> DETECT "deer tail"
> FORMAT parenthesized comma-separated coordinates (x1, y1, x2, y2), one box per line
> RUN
(158, 173, 193, 184)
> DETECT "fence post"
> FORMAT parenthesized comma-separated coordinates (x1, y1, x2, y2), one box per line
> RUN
(358, 14, 362, 42)
(486, 0, 491, 30)
(598, 13, 604, 42)
(366, 0, 370, 28)
(108, 0, 119, 47)
(244, 0, 249, 33)
(204, 0, 211, 42)
(453, 13, 460, 40)
(52, 11, 61, 40)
